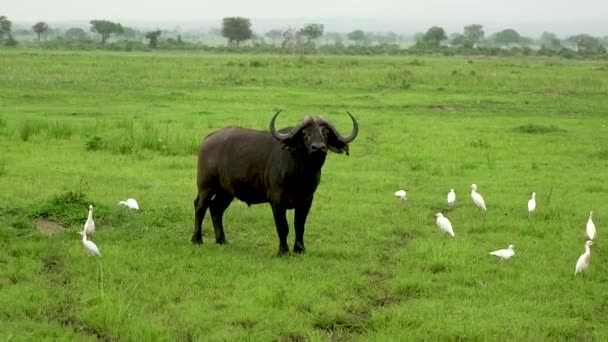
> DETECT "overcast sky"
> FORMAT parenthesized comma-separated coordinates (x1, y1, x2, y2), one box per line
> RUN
(3, 0, 608, 35)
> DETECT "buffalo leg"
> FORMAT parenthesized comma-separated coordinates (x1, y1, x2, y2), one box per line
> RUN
(271, 204, 290, 255)
(209, 189, 234, 244)
(293, 198, 313, 254)
(191, 189, 214, 244)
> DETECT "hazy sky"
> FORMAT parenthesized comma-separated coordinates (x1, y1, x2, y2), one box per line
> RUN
(3, 0, 608, 35)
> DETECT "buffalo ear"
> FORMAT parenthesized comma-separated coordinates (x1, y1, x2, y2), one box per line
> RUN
(327, 132, 350, 155)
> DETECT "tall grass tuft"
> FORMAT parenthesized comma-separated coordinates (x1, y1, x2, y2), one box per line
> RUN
(0, 116, 6, 128)
(141, 119, 164, 151)
(18, 119, 47, 142)
(383, 69, 413, 89)
(47, 121, 74, 140)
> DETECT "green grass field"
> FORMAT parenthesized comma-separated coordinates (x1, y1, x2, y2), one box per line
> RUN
(1, 50, 608, 340)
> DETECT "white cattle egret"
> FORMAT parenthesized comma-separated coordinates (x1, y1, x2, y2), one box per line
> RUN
(586, 211, 596, 240)
(83, 205, 95, 237)
(470, 184, 487, 211)
(447, 189, 456, 206)
(119, 198, 140, 210)
(527, 192, 536, 213)
(80, 231, 101, 257)
(575, 240, 593, 276)
(394, 190, 407, 200)
(490, 244, 515, 260)
(435, 213, 454, 237)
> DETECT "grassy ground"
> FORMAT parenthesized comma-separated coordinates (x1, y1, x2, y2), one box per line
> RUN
(1, 49, 608, 340)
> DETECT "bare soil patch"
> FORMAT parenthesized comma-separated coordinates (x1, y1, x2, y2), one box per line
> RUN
(36, 219, 66, 234)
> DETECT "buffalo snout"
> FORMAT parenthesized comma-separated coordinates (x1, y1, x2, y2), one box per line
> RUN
(310, 142, 327, 153)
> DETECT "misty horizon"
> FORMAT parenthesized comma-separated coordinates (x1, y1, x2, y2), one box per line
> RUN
(3, 0, 608, 38)
(6, 16, 608, 39)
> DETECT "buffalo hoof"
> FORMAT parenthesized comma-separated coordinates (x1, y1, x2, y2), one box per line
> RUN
(293, 242, 306, 254)
(278, 244, 290, 256)
(216, 236, 228, 245)
(191, 236, 203, 245)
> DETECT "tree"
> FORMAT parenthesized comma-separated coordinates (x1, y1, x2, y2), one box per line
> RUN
(89, 20, 123, 44)
(64, 27, 88, 40)
(0, 16, 11, 42)
(145, 30, 161, 48)
(280, 27, 297, 48)
(494, 29, 520, 47)
(518, 36, 535, 47)
(417, 26, 447, 49)
(539, 32, 561, 50)
(464, 24, 484, 46)
(298, 23, 324, 46)
(567, 34, 606, 54)
(32, 22, 49, 41)
(265, 29, 283, 44)
(371, 31, 398, 44)
(221, 16, 252, 47)
(449, 33, 472, 48)
(347, 30, 366, 44)
(118, 26, 140, 40)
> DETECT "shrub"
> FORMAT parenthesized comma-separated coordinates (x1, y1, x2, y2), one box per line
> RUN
(85, 136, 106, 151)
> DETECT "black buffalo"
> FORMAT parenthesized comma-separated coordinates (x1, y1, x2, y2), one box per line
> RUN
(191, 110, 359, 255)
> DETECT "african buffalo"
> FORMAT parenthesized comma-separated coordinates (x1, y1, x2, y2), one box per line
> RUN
(191, 110, 359, 255)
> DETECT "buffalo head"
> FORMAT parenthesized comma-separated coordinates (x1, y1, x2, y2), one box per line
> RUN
(269, 110, 359, 155)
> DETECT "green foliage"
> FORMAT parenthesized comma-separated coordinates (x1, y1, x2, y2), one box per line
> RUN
(569, 34, 607, 54)
(264, 29, 283, 42)
(89, 19, 124, 44)
(347, 30, 366, 44)
(221, 16, 253, 46)
(464, 24, 484, 44)
(416, 26, 447, 49)
(0, 159, 6, 176)
(85, 136, 106, 151)
(494, 29, 521, 47)
(449, 33, 473, 48)
(64, 27, 88, 40)
(32, 189, 92, 227)
(540, 32, 562, 50)
(145, 30, 161, 48)
(0, 15, 11, 41)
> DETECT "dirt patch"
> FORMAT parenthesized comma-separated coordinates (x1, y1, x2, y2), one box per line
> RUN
(427, 104, 459, 112)
(36, 219, 66, 234)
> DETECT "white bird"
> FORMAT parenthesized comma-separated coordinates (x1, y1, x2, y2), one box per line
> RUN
(435, 213, 454, 237)
(80, 231, 101, 257)
(119, 198, 140, 210)
(83, 204, 95, 237)
(447, 189, 456, 206)
(394, 190, 407, 200)
(575, 240, 593, 276)
(527, 192, 536, 213)
(586, 211, 596, 240)
(490, 244, 515, 260)
(470, 184, 487, 211)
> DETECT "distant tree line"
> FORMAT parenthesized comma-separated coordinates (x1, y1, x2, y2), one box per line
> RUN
(1, 14, 607, 59)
